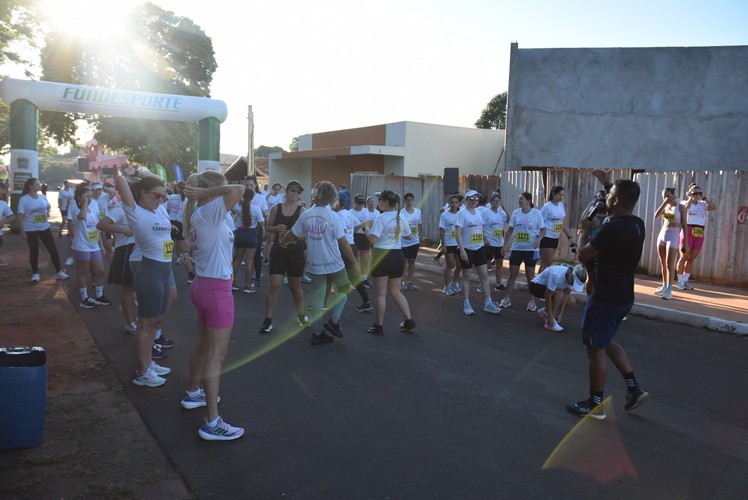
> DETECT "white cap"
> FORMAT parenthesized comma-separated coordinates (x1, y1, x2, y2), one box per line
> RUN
(465, 189, 479, 198)
(571, 265, 587, 293)
(91, 183, 103, 190)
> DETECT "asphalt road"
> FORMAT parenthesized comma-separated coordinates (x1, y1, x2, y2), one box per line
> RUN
(66, 261, 748, 499)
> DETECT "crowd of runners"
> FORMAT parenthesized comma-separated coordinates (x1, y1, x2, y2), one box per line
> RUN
(0, 167, 717, 438)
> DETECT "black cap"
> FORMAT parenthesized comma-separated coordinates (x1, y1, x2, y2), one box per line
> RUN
(354, 194, 365, 203)
(286, 180, 304, 193)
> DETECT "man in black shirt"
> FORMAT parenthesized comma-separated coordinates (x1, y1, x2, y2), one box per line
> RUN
(568, 178, 649, 420)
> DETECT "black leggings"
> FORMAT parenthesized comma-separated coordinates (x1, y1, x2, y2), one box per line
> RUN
(26, 229, 62, 273)
(254, 226, 264, 280)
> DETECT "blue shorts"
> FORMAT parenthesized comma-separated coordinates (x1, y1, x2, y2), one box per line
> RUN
(234, 227, 259, 249)
(509, 249, 538, 267)
(72, 249, 103, 261)
(581, 296, 633, 349)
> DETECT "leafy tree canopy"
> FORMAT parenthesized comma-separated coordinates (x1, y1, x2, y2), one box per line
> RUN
(475, 91, 507, 130)
(289, 137, 299, 152)
(255, 145, 285, 157)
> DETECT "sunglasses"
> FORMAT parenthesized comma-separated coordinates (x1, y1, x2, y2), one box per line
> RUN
(690, 191, 703, 196)
(469, 197, 480, 202)
(149, 191, 168, 201)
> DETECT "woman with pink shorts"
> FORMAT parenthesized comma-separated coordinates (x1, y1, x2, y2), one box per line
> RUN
(676, 183, 717, 290)
(180, 171, 245, 441)
(653, 188, 688, 300)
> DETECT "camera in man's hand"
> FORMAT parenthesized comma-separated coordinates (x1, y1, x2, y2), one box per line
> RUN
(587, 200, 607, 222)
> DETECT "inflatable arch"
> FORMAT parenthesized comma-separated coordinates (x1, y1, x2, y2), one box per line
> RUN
(0, 77, 228, 192)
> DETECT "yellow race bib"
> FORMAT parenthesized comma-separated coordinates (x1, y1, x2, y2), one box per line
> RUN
(449, 229, 455, 239)
(99, 210, 106, 218)
(691, 226, 704, 238)
(516, 231, 530, 243)
(86, 229, 100, 243)
(33, 213, 48, 224)
(663, 211, 675, 221)
(553, 222, 563, 232)
(470, 232, 483, 244)
(493, 228, 504, 238)
(163, 240, 174, 259)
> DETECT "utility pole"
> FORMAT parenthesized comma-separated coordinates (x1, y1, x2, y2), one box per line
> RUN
(247, 105, 255, 176)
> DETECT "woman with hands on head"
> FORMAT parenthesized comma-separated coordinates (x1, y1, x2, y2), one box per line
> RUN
(676, 183, 717, 290)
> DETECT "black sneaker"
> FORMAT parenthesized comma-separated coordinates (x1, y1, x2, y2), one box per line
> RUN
(297, 314, 310, 328)
(362, 279, 372, 289)
(310, 331, 334, 345)
(154, 336, 175, 349)
(80, 297, 97, 309)
(355, 302, 373, 313)
(231, 282, 239, 291)
(367, 323, 384, 336)
(399, 319, 416, 332)
(93, 295, 112, 306)
(324, 318, 343, 338)
(494, 284, 506, 291)
(566, 399, 605, 420)
(259, 318, 273, 334)
(151, 344, 168, 360)
(624, 387, 650, 412)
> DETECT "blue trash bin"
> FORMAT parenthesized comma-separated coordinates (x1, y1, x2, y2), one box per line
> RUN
(0, 346, 47, 450)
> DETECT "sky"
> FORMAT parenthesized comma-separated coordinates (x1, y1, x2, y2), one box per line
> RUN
(10, 0, 748, 156)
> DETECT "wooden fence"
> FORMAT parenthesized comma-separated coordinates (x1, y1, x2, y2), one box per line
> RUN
(351, 169, 747, 287)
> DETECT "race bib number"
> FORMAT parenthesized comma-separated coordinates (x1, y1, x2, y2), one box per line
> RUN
(33, 213, 48, 224)
(86, 229, 100, 243)
(163, 240, 174, 259)
(449, 229, 455, 239)
(663, 211, 675, 221)
(691, 226, 704, 238)
(493, 228, 504, 238)
(99, 210, 106, 218)
(470, 232, 483, 244)
(232, 213, 239, 225)
(553, 223, 563, 232)
(410, 225, 418, 236)
(516, 231, 530, 243)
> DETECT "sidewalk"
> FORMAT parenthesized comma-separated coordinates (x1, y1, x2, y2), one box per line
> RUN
(415, 246, 748, 335)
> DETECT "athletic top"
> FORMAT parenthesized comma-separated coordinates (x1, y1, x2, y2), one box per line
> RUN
(107, 204, 136, 248)
(456, 208, 485, 251)
(68, 201, 101, 252)
(439, 210, 460, 247)
(508, 208, 545, 251)
(400, 208, 422, 248)
(370, 211, 411, 250)
(590, 215, 646, 306)
(123, 203, 173, 263)
(661, 203, 681, 227)
(291, 206, 346, 275)
(166, 194, 185, 222)
(232, 202, 263, 229)
(540, 201, 566, 239)
(189, 197, 235, 281)
(683, 200, 707, 226)
(0, 200, 13, 236)
(351, 207, 379, 234)
(266, 193, 284, 210)
(338, 209, 357, 245)
(93, 193, 110, 219)
(58, 188, 74, 211)
(531, 265, 572, 291)
(482, 206, 507, 248)
(18, 194, 51, 232)
(272, 204, 302, 245)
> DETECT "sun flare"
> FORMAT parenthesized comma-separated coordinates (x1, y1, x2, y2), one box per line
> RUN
(39, 0, 141, 40)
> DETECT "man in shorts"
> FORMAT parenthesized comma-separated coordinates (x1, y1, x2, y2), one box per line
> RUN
(567, 178, 649, 420)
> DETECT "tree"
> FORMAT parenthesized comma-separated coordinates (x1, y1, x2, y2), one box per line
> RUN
(475, 92, 508, 130)
(37, 2, 217, 175)
(254, 145, 285, 157)
(289, 137, 299, 152)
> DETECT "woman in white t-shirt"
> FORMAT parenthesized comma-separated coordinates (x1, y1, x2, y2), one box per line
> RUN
(166, 181, 196, 283)
(69, 183, 109, 309)
(231, 188, 264, 293)
(179, 170, 245, 441)
(399, 193, 423, 291)
(501, 192, 546, 311)
(539, 186, 574, 272)
(675, 183, 717, 290)
(482, 192, 508, 292)
(117, 165, 175, 389)
(281, 181, 357, 346)
(364, 189, 416, 336)
(17, 177, 68, 282)
(438, 194, 462, 295)
(0, 181, 15, 266)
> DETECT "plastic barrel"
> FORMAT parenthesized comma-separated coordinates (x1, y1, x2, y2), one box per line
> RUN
(0, 346, 47, 450)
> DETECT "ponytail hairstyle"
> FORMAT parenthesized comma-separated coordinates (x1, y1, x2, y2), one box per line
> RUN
(21, 177, 38, 196)
(548, 185, 564, 202)
(131, 176, 165, 206)
(182, 170, 228, 239)
(312, 181, 338, 208)
(244, 174, 261, 194)
(74, 184, 92, 209)
(176, 180, 186, 201)
(379, 189, 402, 239)
(241, 187, 255, 227)
(521, 191, 534, 209)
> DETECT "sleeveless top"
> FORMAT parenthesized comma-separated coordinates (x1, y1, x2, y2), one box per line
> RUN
(273, 204, 302, 245)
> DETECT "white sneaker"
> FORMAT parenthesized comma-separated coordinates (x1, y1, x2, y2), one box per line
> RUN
(400, 282, 408, 291)
(198, 417, 244, 441)
(31, 273, 40, 282)
(443, 285, 455, 296)
(527, 300, 538, 312)
(499, 297, 512, 309)
(483, 302, 502, 315)
(537, 307, 548, 322)
(148, 360, 171, 376)
(56, 270, 69, 280)
(132, 368, 166, 387)
(654, 285, 665, 296)
(65, 257, 74, 266)
(544, 320, 564, 332)
(122, 322, 137, 334)
(463, 303, 476, 315)
(662, 286, 673, 300)
(675, 281, 687, 290)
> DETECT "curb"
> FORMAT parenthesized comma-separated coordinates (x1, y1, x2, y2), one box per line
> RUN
(415, 261, 748, 336)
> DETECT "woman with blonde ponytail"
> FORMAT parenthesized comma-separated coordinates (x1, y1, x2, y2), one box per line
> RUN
(180, 170, 246, 441)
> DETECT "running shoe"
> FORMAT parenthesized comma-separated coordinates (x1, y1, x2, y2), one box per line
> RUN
(310, 331, 334, 345)
(544, 321, 564, 332)
(154, 336, 175, 349)
(463, 303, 476, 315)
(259, 318, 273, 334)
(263, 257, 270, 265)
(151, 344, 168, 360)
(367, 323, 384, 336)
(494, 284, 506, 291)
(80, 297, 97, 309)
(476, 285, 483, 293)
(407, 282, 417, 290)
(181, 389, 219, 410)
(231, 282, 239, 291)
(93, 295, 112, 306)
(682, 281, 695, 290)
(148, 360, 171, 376)
(526, 301, 538, 312)
(499, 298, 512, 309)
(65, 257, 74, 266)
(297, 314, 310, 328)
(122, 322, 137, 334)
(243, 284, 256, 294)
(56, 270, 69, 280)
(400, 282, 408, 291)
(31, 273, 40, 282)
(566, 399, 605, 420)
(132, 368, 166, 388)
(483, 302, 502, 315)
(443, 286, 455, 296)
(654, 285, 666, 296)
(537, 307, 548, 322)
(198, 417, 244, 441)
(324, 318, 343, 338)
(355, 302, 374, 313)
(662, 286, 673, 300)
(450, 282, 462, 294)
(400, 319, 416, 332)
(362, 279, 372, 289)
(301, 275, 312, 284)
(625, 387, 650, 411)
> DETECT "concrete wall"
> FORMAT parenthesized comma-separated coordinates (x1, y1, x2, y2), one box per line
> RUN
(506, 44, 748, 172)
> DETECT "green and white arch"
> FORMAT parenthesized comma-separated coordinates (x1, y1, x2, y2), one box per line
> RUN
(0, 77, 228, 191)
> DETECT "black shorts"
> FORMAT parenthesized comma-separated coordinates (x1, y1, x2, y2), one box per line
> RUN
(528, 281, 548, 299)
(60, 210, 68, 217)
(354, 233, 371, 251)
(446, 245, 459, 255)
(108, 243, 135, 286)
(539, 237, 559, 249)
(485, 246, 503, 261)
(371, 247, 404, 279)
(401, 244, 420, 260)
(459, 247, 487, 270)
(509, 250, 538, 267)
(268, 243, 305, 278)
(171, 220, 185, 241)
(234, 227, 259, 249)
